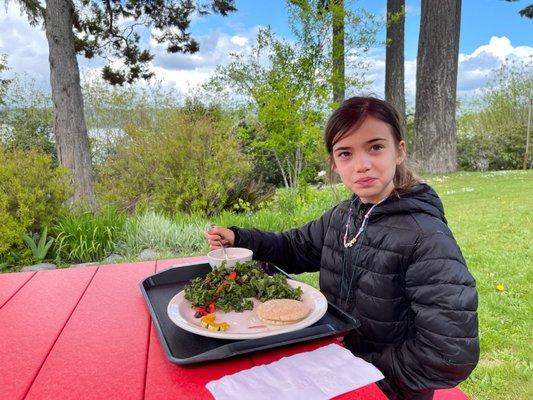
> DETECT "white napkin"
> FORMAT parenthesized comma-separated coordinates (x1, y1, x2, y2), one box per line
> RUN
(206, 344, 384, 400)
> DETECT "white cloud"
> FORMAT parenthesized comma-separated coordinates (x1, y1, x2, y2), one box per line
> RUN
(147, 27, 259, 93)
(460, 36, 532, 63)
(150, 67, 214, 93)
(149, 27, 258, 71)
(2, 0, 530, 107)
(363, 35, 532, 106)
(0, 2, 259, 95)
(231, 35, 248, 46)
(457, 36, 532, 100)
(0, 3, 49, 85)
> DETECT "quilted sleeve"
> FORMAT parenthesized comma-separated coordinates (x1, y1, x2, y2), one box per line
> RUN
(363, 231, 479, 399)
(229, 206, 336, 274)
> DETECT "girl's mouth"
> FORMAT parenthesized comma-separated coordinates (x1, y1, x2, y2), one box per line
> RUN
(355, 177, 377, 187)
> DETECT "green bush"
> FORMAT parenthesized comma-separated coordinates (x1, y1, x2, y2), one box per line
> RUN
(23, 227, 54, 263)
(212, 183, 348, 232)
(52, 208, 126, 264)
(96, 103, 251, 215)
(116, 211, 207, 257)
(0, 148, 71, 257)
(0, 76, 56, 160)
(457, 60, 532, 171)
(0, 54, 9, 105)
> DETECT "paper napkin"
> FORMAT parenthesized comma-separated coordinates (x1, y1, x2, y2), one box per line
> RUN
(206, 343, 384, 400)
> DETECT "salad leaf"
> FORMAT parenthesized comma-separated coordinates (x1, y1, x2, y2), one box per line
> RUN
(183, 261, 303, 313)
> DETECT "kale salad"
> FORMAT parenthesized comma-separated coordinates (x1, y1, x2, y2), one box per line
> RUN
(183, 261, 303, 313)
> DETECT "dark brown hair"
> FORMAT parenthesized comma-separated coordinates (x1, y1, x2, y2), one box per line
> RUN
(324, 96, 419, 195)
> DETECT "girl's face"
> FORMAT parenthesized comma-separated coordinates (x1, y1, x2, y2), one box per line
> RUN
(332, 116, 406, 204)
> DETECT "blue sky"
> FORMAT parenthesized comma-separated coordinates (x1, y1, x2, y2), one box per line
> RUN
(195, 0, 533, 58)
(0, 0, 531, 104)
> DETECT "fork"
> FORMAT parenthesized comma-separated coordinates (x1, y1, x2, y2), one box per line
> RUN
(206, 223, 229, 261)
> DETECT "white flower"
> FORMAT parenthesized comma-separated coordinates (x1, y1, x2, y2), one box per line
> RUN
(317, 170, 326, 178)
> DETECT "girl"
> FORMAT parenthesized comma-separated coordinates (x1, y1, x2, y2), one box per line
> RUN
(206, 97, 479, 400)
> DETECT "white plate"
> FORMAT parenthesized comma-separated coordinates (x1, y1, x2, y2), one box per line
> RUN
(167, 279, 328, 340)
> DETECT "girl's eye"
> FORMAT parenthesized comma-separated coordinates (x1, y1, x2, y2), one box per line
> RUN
(370, 144, 384, 152)
(336, 151, 351, 159)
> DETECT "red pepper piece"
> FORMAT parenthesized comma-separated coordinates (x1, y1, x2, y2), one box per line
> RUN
(193, 306, 208, 317)
(207, 302, 216, 313)
(228, 271, 237, 280)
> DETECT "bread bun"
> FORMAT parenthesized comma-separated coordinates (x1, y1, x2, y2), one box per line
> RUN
(256, 299, 310, 325)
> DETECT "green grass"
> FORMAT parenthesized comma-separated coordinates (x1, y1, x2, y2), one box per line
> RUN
(52, 208, 126, 264)
(424, 171, 533, 399)
(116, 211, 208, 258)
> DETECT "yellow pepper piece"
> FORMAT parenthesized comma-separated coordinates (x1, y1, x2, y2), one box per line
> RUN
(200, 313, 230, 331)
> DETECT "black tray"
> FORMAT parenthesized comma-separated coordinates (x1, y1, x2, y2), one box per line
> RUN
(140, 260, 360, 365)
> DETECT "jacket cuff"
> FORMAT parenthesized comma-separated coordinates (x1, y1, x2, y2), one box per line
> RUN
(229, 226, 241, 247)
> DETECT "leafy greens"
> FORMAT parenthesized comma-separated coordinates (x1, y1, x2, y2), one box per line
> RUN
(184, 261, 303, 313)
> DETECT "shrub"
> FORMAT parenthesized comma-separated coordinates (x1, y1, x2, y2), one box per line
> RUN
(96, 103, 251, 215)
(23, 227, 54, 263)
(52, 208, 126, 264)
(457, 60, 532, 171)
(0, 148, 71, 256)
(212, 183, 348, 232)
(116, 211, 207, 257)
(0, 76, 56, 160)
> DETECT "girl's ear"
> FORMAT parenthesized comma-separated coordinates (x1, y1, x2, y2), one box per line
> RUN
(397, 140, 407, 165)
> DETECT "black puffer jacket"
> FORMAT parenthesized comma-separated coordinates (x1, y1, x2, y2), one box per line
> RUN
(231, 184, 479, 399)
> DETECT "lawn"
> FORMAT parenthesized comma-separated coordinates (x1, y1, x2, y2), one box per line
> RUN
(426, 170, 533, 399)
(247, 170, 532, 399)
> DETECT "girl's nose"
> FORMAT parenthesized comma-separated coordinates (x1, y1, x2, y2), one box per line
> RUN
(354, 155, 371, 173)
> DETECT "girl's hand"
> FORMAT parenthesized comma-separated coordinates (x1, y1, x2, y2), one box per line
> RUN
(205, 225, 235, 250)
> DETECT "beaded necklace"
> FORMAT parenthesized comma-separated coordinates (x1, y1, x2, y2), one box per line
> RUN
(343, 197, 386, 248)
(340, 196, 388, 310)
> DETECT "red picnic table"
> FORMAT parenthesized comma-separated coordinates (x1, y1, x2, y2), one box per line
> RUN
(0, 256, 468, 400)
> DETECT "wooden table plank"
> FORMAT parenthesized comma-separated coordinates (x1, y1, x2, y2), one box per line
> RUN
(0, 270, 36, 309)
(25, 262, 155, 400)
(144, 257, 254, 399)
(0, 267, 97, 400)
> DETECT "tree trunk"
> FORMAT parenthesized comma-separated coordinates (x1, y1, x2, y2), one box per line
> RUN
(332, 0, 345, 104)
(414, 0, 461, 173)
(385, 0, 405, 129)
(44, 0, 97, 208)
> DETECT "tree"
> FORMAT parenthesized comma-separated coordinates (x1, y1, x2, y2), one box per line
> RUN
(209, 27, 329, 188)
(414, 0, 461, 173)
(503, 0, 533, 18)
(0, 55, 10, 106)
(0, 75, 55, 159)
(457, 60, 533, 170)
(384, 0, 405, 128)
(11, 0, 236, 208)
(291, 0, 377, 105)
(331, 0, 346, 104)
(208, 2, 376, 188)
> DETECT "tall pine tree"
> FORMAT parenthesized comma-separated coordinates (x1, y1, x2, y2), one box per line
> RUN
(11, 0, 236, 208)
(384, 0, 405, 129)
(414, 0, 461, 172)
